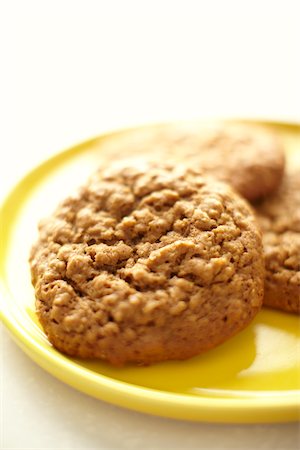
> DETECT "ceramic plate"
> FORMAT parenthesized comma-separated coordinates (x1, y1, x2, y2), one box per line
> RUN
(1, 120, 299, 423)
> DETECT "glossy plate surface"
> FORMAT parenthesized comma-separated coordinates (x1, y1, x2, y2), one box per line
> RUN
(1, 120, 299, 423)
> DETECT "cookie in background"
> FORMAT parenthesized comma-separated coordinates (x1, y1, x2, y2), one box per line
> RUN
(255, 170, 300, 314)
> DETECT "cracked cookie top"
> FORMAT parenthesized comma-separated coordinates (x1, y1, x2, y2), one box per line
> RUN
(30, 163, 264, 364)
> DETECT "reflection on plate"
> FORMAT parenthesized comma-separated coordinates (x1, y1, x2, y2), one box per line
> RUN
(1, 120, 300, 423)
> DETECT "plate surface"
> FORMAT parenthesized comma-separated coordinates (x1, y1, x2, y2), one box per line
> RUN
(1, 120, 300, 423)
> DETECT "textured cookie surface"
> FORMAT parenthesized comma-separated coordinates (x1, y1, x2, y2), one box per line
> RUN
(256, 171, 300, 314)
(30, 164, 264, 365)
(99, 121, 285, 201)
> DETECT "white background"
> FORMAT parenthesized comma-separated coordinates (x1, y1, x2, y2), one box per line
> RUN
(0, 0, 299, 449)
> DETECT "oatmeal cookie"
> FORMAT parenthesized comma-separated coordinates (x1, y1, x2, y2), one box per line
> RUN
(256, 170, 300, 314)
(99, 121, 285, 201)
(30, 164, 265, 365)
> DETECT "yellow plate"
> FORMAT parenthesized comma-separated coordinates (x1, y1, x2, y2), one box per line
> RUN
(1, 120, 300, 423)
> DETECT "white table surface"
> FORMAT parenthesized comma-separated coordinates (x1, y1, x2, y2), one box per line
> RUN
(0, 1, 299, 448)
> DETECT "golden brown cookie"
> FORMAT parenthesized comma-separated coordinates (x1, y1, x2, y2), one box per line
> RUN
(30, 164, 264, 365)
(99, 121, 285, 201)
(256, 171, 300, 314)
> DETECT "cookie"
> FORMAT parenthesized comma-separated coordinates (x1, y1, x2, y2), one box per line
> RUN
(99, 121, 285, 201)
(256, 171, 300, 314)
(30, 164, 264, 365)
